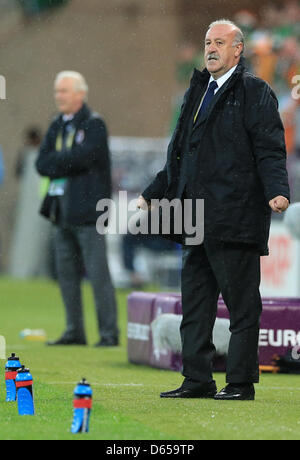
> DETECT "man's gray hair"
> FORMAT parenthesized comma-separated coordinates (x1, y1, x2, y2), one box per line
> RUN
(208, 19, 245, 51)
(55, 71, 89, 97)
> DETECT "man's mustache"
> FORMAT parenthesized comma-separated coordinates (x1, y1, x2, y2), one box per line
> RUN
(207, 53, 220, 61)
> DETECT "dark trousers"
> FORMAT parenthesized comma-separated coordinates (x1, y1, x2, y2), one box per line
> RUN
(54, 224, 119, 342)
(181, 240, 262, 385)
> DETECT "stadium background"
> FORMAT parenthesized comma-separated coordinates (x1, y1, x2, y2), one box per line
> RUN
(0, 0, 299, 441)
(0, 0, 299, 278)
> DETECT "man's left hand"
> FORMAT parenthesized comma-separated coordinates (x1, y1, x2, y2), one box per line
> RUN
(269, 196, 289, 213)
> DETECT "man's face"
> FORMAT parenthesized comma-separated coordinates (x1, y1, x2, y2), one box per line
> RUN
(204, 25, 242, 79)
(54, 77, 85, 114)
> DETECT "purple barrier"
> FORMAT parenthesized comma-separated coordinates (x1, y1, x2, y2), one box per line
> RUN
(127, 292, 300, 371)
(149, 294, 182, 371)
(127, 292, 177, 365)
(217, 298, 300, 365)
(127, 292, 157, 366)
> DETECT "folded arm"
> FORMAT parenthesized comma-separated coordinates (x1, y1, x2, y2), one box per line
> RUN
(36, 118, 108, 179)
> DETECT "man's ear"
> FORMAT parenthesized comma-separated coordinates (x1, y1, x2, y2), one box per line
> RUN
(235, 43, 244, 58)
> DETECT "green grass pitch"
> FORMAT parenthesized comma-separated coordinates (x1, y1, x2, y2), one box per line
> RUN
(0, 278, 299, 440)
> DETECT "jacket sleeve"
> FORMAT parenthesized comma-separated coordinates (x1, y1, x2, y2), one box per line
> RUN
(142, 161, 168, 202)
(244, 79, 290, 203)
(36, 118, 108, 179)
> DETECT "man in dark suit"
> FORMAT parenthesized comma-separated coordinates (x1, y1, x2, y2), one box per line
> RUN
(138, 20, 290, 400)
(36, 71, 119, 347)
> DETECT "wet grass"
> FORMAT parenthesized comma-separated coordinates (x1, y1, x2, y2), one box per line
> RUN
(0, 278, 299, 440)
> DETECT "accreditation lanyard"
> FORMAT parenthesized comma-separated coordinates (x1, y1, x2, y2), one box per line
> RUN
(48, 124, 76, 197)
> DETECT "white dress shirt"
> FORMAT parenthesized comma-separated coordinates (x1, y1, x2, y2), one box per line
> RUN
(62, 114, 74, 122)
(194, 65, 238, 122)
(209, 64, 238, 94)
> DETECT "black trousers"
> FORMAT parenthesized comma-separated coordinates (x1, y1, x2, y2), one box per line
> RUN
(180, 240, 262, 385)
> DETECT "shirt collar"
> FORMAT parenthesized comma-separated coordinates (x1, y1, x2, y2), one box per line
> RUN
(62, 114, 74, 123)
(209, 65, 238, 90)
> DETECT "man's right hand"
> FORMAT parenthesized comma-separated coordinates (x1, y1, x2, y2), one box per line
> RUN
(137, 195, 152, 211)
(269, 196, 289, 214)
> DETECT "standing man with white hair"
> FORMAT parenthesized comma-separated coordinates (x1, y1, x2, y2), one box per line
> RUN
(138, 20, 290, 400)
(36, 71, 119, 347)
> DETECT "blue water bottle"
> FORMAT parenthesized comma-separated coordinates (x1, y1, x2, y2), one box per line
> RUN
(15, 366, 35, 416)
(71, 378, 93, 434)
(5, 353, 22, 402)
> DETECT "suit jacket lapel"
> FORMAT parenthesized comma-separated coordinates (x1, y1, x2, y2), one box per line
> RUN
(192, 68, 242, 131)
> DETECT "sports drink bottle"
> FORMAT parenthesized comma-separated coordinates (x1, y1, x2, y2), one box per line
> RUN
(5, 353, 21, 402)
(71, 378, 93, 433)
(16, 366, 35, 416)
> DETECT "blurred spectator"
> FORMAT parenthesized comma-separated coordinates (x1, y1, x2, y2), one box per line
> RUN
(36, 71, 119, 347)
(15, 127, 42, 179)
(8, 126, 56, 279)
(234, 10, 258, 37)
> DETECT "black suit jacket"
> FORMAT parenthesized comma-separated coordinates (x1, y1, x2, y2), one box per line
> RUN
(142, 58, 290, 255)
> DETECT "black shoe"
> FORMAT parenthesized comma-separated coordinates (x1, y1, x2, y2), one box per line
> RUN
(160, 381, 217, 399)
(94, 338, 119, 347)
(214, 383, 255, 401)
(46, 336, 87, 346)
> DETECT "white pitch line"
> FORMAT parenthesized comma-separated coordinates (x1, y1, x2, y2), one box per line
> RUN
(21, 382, 300, 392)
(47, 382, 145, 387)
(259, 386, 300, 392)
